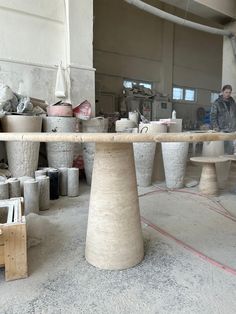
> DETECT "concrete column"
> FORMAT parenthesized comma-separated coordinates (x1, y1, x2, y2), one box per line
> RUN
(7, 178, 21, 198)
(65, 0, 95, 114)
(159, 6, 174, 97)
(24, 180, 39, 215)
(222, 22, 236, 98)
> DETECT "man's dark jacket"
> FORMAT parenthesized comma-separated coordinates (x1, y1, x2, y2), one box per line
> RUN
(210, 95, 236, 132)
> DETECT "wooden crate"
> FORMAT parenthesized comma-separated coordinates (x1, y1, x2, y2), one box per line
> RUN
(0, 198, 27, 281)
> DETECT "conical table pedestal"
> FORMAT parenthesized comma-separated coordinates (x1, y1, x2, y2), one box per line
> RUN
(85, 143, 144, 270)
(190, 156, 228, 196)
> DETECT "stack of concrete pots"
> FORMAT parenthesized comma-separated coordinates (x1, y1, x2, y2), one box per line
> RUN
(82, 117, 108, 185)
(1, 115, 42, 177)
(43, 117, 77, 168)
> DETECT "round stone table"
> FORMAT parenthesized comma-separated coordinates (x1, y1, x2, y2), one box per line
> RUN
(1, 131, 236, 270)
(190, 156, 228, 196)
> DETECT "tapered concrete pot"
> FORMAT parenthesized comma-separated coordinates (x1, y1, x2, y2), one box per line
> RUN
(43, 117, 76, 168)
(133, 142, 156, 187)
(202, 141, 230, 189)
(1, 115, 42, 177)
(82, 117, 108, 185)
(85, 143, 144, 270)
(162, 142, 189, 189)
(134, 122, 166, 186)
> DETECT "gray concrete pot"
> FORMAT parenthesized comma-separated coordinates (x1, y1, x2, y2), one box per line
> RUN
(43, 117, 76, 168)
(133, 142, 156, 187)
(1, 115, 42, 177)
(82, 117, 108, 185)
(162, 142, 189, 189)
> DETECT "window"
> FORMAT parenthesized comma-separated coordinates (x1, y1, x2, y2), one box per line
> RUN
(211, 92, 219, 103)
(123, 79, 152, 90)
(173, 87, 183, 100)
(172, 86, 196, 102)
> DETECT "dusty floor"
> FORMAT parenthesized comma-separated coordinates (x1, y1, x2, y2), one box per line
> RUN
(0, 164, 236, 314)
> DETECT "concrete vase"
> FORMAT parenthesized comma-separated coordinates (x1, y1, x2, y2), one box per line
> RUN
(162, 142, 189, 189)
(1, 115, 42, 177)
(82, 117, 108, 185)
(43, 117, 76, 168)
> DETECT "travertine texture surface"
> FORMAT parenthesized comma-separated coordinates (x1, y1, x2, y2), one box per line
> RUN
(85, 143, 144, 270)
(67, 168, 79, 197)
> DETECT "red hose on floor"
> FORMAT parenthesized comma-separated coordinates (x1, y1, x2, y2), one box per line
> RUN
(139, 187, 236, 276)
(141, 216, 236, 276)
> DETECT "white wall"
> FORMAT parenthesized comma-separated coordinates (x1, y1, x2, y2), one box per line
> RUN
(94, 0, 223, 121)
(0, 0, 95, 109)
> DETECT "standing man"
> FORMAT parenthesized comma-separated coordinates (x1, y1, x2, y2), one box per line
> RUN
(210, 84, 236, 153)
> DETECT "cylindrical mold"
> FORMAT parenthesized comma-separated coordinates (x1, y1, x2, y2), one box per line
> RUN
(36, 175, 50, 211)
(133, 142, 156, 187)
(7, 178, 21, 198)
(35, 169, 48, 178)
(82, 117, 108, 186)
(0, 181, 9, 200)
(59, 167, 68, 196)
(43, 117, 76, 168)
(162, 142, 189, 189)
(18, 176, 34, 195)
(85, 143, 144, 270)
(24, 179, 39, 215)
(67, 168, 79, 197)
(1, 115, 42, 177)
(48, 169, 59, 200)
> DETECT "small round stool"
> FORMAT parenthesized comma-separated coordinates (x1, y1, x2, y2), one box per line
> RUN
(221, 155, 236, 193)
(190, 156, 228, 196)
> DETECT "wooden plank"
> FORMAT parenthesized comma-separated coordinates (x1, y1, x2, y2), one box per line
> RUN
(0, 244, 4, 266)
(4, 220, 28, 281)
(0, 131, 236, 143)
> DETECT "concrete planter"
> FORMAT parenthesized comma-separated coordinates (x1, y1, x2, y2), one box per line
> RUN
(162, 142, 189, 189)
(1, 115, 42, 177)
(82, 117, 108, 185)
(133, 142, 156, 187)
(43, 117, 76, 168)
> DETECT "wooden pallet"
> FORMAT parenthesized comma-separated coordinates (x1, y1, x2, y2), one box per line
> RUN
(0, 198, 28, 281)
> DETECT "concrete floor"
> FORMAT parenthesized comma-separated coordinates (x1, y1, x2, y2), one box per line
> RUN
(0, 164, 236, 313)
